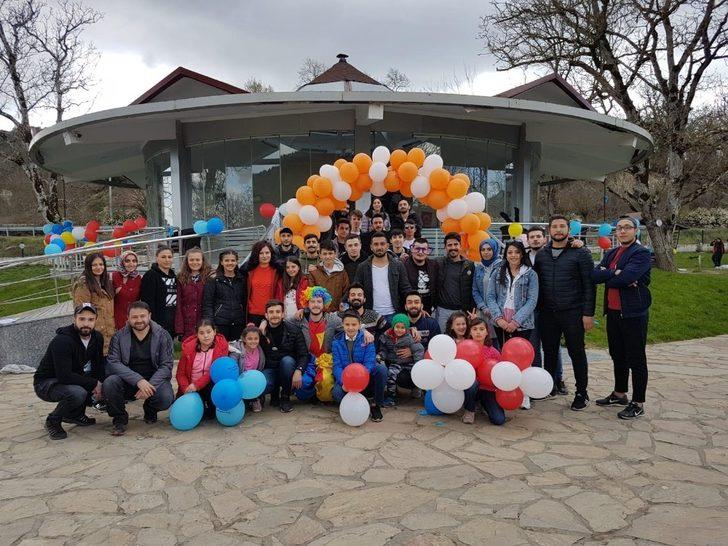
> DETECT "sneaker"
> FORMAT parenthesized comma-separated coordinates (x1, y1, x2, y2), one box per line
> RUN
(45, 418, 67, 440)
(143, 409, 158, 424)
(411, 388, 423, 399)
(571, 392, 590, 411)
(251, 399, 263, 413)
(618, 401, 645, 420)
(93, 401, 107, 412)
(547, 387, 558, 399)
(279, 397, 293, 413)
(370, 405, 383, 422)
(556, 380, 569, 396)
(596, 392, 629, 406)
(381, 397, 397, 408)
(521, 396, 531, 410)
(462, 410, 475, 424)
(62, 414, 96, 426)
(110, 422, 126, 436)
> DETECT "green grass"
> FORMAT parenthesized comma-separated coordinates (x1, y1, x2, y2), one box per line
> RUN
(0, 236, 46, 258)
(0, 265, 72, 317)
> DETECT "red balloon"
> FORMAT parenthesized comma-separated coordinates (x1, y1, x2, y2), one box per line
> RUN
(134, 216, 147, 229)
(259, 203, 276, 218)
(456, 339, 484, 369)
(86, 220, 100, 231)
(424, 350, 431, 360)
(111, 226, 125, 239)
(501, 337, 535, 371)
(477, 358, 498, 391)
(122, 219, 137, 234)
(84, 228, 98, 242)
(342, 363, 370, 393)
(44, 234, 52, 244)
(598, 236, 612, 250)
(103, 246, 119, 258)
(496, 388, 524, 410)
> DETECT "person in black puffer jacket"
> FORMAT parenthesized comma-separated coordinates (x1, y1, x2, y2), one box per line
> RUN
(202, 249, 247, 342)
(533, 215, 596, 411)
(139, 246, 177, 338)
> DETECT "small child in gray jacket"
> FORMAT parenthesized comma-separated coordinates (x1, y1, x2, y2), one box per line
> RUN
(377, 313, 424, 405)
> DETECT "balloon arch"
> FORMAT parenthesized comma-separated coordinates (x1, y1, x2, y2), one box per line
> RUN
(276, 146, 492, 260)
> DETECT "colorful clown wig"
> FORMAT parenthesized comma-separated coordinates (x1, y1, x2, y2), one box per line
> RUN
(300, 285, 333, 309)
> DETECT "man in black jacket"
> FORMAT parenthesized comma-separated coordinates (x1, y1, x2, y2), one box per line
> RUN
(435, 232, 475, 332)
(404, 237, 439, 314)
(34, 303, 104, 440)
(533, 215, 596, 411)
(259, 299, 309, 413)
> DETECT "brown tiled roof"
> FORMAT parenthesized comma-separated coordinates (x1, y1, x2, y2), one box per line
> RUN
(305, 54, 383, 86)
(496, 73, 594, 111)
(130, 66, 247, 105)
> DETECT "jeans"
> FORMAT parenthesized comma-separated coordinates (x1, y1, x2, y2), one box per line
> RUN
(34, 379, 89, 422)
(539, 307, 589, 394)
(436, 307, 458, 333)
(332, 361, 387, 406)
(607, 311, 649, 403)
(386, 362, 415, 397)
(463, 381, 505, 426)
(262, 356, 297, 399)
(532, 309, 563, 379)
(102, 374, 174, 425)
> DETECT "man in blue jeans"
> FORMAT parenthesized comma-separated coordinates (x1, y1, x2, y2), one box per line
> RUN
(258, 299, 309, 413)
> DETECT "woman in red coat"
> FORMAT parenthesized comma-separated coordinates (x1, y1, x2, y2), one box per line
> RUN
(112, 250, 142, 330)
(175, 247, 213, 339)
(176, 319, 229, 418)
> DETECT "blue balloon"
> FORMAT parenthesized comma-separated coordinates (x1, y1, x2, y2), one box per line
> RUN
(50, 224, 62, 235)
(211, 378, 243, 411)
(238, 370, 267, 400)
(169, 392, 204, 431)
(569, 220, 582, 235)
(42, 223, 53, 235)
(44, 244, 62, 255)
(193, 220, 208, 235)
(216, 400, 245, 426)
(61, 220, 73, 229)
(424, 391, 443, 416)
(210, 356, 239, 383)
(50, 237, 66, 251)
(206, 217, 224, 235)
(598, 223, 612, 237)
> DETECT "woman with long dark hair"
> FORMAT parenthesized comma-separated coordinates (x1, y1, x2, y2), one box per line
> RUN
(361, 197, 391, 233)
(140, 245, 178, 337)
(202, 249, 246, 341)
(282, 257, 309, 319)
(242, 240, 283, 326)
(112, 250, 142, 330)
(445, 311, 470, 342)
(175, 247, 213, 339)
(73, 252, 115, 354)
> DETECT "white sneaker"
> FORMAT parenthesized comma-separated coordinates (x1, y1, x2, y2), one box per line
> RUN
(521, 396, 531, 410)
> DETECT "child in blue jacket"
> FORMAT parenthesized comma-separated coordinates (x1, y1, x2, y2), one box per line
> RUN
(332, 310, 388, 421)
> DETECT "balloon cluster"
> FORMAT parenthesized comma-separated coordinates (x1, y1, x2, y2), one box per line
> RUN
(43, 220, 88, 255)
(169, 356, 266, 431)
(277, 146, 492, 256)
(598, 223, 613, 250)
(104, 217, 148, 257)
(339, 363, 371, 427)
(193, 216, 225, 236)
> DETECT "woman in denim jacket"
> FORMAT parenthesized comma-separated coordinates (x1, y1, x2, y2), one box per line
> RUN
(472, 238, 502, 348)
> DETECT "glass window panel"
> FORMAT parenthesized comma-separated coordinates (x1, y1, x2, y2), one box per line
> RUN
(224, 138, 253, 228)
(251, 137, 281, 222)
(279, 135, 312, 204)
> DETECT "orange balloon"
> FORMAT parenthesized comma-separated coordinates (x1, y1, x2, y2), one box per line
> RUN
(301, 225, 321, 238)
(349, 187, 363, 201)
(339, 162, 359, 184)
(353, 153, 372, 174)
(446, 178, 469, 199)
(467, 248, 480, 261)
(384, 171, 401, 192)
(292, 235, 305, 250)
(428, 190, 449, 210)
(460, 213, 480, 234)
(273, 228, 281, 244)
(429, 168, 450, 190)
(477, 212, 492, 231)
(307, 174, 319, 188)
(356, 173, 372, 191)
(390, 149, 407, 169)
(313, 177, 332, 198)
(441, 218, 461, 234)
(332, 198, 348, 210)
(334, 158, 346, 169)
(316, 197, 335, 216)
(400, 180, 413, 198)
(452, 172, 471, 183)
(407, 147, 425, 167)
(469, 230, 489, 249)
(283, 213, 303, 233)
(398, 161, 418, 183)
(296, 186, 316, 206)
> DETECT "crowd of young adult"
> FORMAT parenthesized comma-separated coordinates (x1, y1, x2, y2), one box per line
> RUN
(34, 200, 652, 440)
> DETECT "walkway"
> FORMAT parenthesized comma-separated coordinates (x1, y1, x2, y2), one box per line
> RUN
(1, 336, 727, 545)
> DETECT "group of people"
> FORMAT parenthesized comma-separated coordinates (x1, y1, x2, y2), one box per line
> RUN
(34, 205, 653, 440)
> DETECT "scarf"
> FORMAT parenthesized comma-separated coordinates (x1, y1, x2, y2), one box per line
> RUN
(117, 250, 140, 279)
(479, 238, 500, 267)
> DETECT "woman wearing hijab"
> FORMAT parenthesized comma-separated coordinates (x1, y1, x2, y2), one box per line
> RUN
(472, 238, 502, 348)
(112, 250, 142, 330)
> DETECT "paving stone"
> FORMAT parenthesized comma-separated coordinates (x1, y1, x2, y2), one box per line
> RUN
(400, 511, 459, 530)
(456, 518, 530, 545)
(407, 464, 482, 490)
(120, 493, 165, 514)
(626, 505, 728, 545)
(278, 515, 326, 545)
(48, 489, 117, 513)
(636, 461, 728, 485)
(361, 467, 406, 483)
(208, 490, 258, 524)
(564, 491, 630, 532)
(640, 481, 726, 507)
(143, 447, 176, 465)
(0, 477, 76, 501)
(519, 499, 590, 533)
(311, 446, 376, 476)
(529, 453, 591, 471)
(380, 440, 458, 469)
(460, 479, 541, 505)
(524, 531, 584, 545)
(178, 508, 214, 538)
(308, 523, 400, 545)
(232, 506, 302, 538)
(256, 478, 361, 504)
(136, 528, 177, 546)
(119, 463, 165, 494)
(37, 515, 79, 538)
(345, 432, 393, 450)
(435, 497, 494, 517)
(165, 485, 199, 511)
(654, 442, 703, 465)
(403, 533, 455, 546)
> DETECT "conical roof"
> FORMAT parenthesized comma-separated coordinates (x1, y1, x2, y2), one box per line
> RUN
(297, 54, 391, 91)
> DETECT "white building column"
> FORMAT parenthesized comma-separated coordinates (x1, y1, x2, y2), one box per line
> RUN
(514, 124, 532, 222)
(169, 121, 192, 229)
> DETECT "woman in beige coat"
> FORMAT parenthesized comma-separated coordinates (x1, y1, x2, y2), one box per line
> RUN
(72, 252, 115, 355)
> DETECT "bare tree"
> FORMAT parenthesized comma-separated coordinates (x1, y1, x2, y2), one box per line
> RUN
(384, 67, 410, 91)
(243, 77, 273, 93)
(0, 0, 100, 222)
(480, 0, 728, 270)
(296, 57, 326, 87)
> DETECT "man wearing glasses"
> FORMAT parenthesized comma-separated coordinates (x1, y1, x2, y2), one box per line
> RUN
(404, 238, 439, 314)
(403, 219, 418, 250)
(592, 216, 652, 419)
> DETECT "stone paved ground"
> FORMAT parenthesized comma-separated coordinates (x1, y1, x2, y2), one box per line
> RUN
(2, 335, 728, 546)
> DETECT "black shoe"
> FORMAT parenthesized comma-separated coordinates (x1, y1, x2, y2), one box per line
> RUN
(571, 392, 590, 411)
(45, 418, 67, 440)
(618, 401, 645, 420)
(556, 380, 569, 396)
(203, 407, 216, 421)
(270, 395, 280, 407)
(62, 414, 96, 426)
(370, 405, 383, 422)
(110, 422, 126, 436)
(547, 387, 558, 399)
(596, 392, 629, 406)
(143, 409, 158, 424)
(279, 397, 293, 413)
(93, 401, 107, 412)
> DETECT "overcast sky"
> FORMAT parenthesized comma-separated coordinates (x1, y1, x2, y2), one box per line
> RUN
(9, 0, 545, 129)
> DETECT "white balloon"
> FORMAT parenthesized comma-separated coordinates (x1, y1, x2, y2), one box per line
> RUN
(299, 205, 319, 225)
(316, 215, 332, 232)
(411, 175, 431, 198)
(491, 361, 522, 392)
(320, 164, 339, 181)
(371, 180, 387, 197)
(279, 203, 288, 216)
(447, 199, 468, 219)
(339, 392, 370, 426)
(411, 359, 445, 390)
(369, 161, 388, 183)
(332, 181, 352, 201)
(431, 382, 465, 414)
(287, 198, 302, 215)
(422, 154, 443, 174)
(355, 192, 371, 214)
(71, 226, 86, 241)
(465, 192, 486, 213)
(520, 367, 554, 399)
(436, 207, 449, 222)
(372, 145, 391, 164)
(428, 334, 457, 365)
(444, 359, 476, 390)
